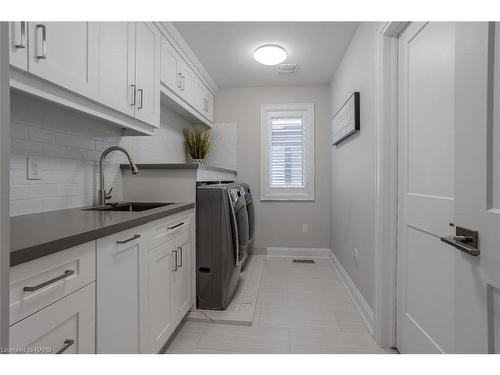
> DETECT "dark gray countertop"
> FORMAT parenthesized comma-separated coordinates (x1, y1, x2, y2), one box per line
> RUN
(120, 163, 237, 175)
(10, 202, 195, 267)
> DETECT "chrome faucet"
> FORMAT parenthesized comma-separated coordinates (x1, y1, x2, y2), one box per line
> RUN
(98, 146, 139, 206)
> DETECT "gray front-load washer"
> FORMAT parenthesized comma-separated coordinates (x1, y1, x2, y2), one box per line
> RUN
(196, 183, 248, 310)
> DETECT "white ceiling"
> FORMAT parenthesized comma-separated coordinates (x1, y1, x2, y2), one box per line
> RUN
(173, 22, 359, 88)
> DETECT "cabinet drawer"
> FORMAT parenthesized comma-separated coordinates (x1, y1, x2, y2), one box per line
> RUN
(10, 241, 95, 325)
(9, 282, 95, 354)
(150, 215, 189, 249)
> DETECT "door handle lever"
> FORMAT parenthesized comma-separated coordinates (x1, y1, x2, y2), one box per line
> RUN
(440, 225, 479, 256)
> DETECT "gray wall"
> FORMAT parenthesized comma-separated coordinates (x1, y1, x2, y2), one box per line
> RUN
(329, 22, 382, 309)
(215, 85, 331, 250)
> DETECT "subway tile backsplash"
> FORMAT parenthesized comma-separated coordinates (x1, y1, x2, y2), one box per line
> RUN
(10, 93, 125, 216)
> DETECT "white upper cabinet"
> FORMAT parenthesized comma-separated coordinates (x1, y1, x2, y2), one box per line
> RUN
(8, 22, 213, 134)
(27, 22, 99, 99)
(9, 22, 28, 70)
(194, 79, 215, 123)
(134, 22, 161, 127)
(161, 38, 181, 93)
(159, 29, 216, 126)
(98, 22, 160, 128)
(98, 22, 136, 117)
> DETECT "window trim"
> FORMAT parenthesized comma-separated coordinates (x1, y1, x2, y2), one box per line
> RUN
(260, 103, 315, 201)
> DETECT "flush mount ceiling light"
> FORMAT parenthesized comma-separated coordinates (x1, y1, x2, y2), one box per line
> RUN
(253, 44, 287, 66)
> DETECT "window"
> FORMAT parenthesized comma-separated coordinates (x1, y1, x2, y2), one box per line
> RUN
(260, 103, 315, 200)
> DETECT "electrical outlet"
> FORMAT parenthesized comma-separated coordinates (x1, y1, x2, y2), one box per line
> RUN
(353, 248, 359, 268)
(302, 224, 308, 233)
(27, 157, 41, 180)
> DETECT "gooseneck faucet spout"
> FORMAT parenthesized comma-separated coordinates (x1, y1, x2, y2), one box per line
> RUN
(98, 146, 139, 206)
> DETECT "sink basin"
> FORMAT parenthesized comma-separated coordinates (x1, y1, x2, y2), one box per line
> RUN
(83, 202, 173, 212)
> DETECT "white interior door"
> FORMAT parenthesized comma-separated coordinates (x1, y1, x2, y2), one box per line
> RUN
(396, 22, 456, 353)
(453, 22, 500, 353)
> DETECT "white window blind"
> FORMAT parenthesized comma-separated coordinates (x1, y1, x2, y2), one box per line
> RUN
(261, 103, 315, 201)
(270, 117, 304, 188)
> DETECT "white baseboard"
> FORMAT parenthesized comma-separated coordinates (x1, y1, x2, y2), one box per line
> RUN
(327, 250, 375, 336)
(266, 247, 331, 258)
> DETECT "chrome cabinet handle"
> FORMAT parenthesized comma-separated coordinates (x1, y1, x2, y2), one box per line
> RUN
(181, 75, 185, 91)
(23, 270, 74, 292)
(167, 221, 184, 230)
(116, 234, 140, 245)
(56, 339, 75, 354)
(177, 246, 183, 267)
(172, 249, 178, 271)
(176, 73, 182, 89)
(35, 24, 47, 59)
(137, 88, 144, 109)
(14, 22, 27, 49)
(130, 84, 136, 106)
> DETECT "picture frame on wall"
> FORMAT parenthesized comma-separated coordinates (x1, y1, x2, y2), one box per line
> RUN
(331, 91, 360, 146)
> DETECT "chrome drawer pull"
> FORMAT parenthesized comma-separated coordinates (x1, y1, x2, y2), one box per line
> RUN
(23, 270, 74, 292)
(116, 234, 140, 244)
(35, 24, 47, 59)
(167, 222, 184, 230)
(56, 339, 75, 354)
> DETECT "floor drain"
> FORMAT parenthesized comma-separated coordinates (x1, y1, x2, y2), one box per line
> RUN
(293, 259, 315, 264)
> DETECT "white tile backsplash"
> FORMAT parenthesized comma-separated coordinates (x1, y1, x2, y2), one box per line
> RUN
(10, 92, 198, 216)
(10, 93, 124, 216)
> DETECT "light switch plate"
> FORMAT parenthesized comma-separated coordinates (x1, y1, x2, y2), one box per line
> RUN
(27, 157, 41, 180)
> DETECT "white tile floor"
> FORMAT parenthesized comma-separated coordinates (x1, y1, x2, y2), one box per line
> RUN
(165, 256, 390, 354)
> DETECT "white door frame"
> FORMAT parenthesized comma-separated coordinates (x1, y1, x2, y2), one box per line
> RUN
(373, 21, 409, 348)
(0, 21, 11, 350)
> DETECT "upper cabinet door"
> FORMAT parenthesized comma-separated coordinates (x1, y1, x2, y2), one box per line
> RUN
(134, 22, 160, 127)
(161, 38, 181, 93)
(193, 79, 215, 122)
(9, 22, 28, 71)
(27, 22, 99, 99)
(98, 22, 135, 116)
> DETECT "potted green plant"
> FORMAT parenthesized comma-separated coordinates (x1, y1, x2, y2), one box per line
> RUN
(183, 127, 214, 165)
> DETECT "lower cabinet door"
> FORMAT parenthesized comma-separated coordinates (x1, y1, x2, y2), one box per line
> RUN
(9, 283, 95, 354)
(146, 240, 174, 353)
(96, 228, 143, 354)
(171, 230, 191, 326)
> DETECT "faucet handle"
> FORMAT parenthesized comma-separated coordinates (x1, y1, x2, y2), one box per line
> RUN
(105, 188, 113, 201)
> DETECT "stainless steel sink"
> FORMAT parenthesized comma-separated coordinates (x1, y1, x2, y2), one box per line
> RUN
(83, 202, 173, 212)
